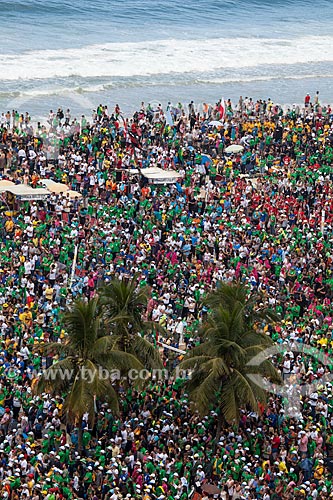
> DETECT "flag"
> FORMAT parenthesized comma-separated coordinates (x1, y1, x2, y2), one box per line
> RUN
(165, 108, 174, 127)
(128, 131, 142, 150)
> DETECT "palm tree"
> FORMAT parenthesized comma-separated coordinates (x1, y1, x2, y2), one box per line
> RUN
(179, 296, 281, 440)
(99, 275, 163, 370)
(34, 297, 143, 451)
(204, 281, 279, 326)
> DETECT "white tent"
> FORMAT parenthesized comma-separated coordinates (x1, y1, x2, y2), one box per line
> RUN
(39, 179, 58, 188)
(5, 185, 50, 200)
(0, 180, 15, 193)
(39, 179, 69, 194)
(141, 167, 181, 184)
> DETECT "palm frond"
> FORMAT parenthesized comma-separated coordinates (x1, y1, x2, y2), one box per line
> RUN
(96, 350, 144, 373)
(181, 282, 280, 425)
(141, 320, 167, 337)
(64, 374, 95, 423)
(34, 358, 76, 395)
(220, 380, 239, 423)
(240, 330, 273, 348)
(99, 275, 148, 317)
(33, 341, 76, 358)
(246, 358, 282, 384)
(34, 289, 162, 427)
(91, 335, 119, 357)
(83, 360, 121, 415)
(186, 370, 222, 416)
(246, 377, 270, 406)
(204, 282, 277, 327)
(129, 335, 164, 370)
(181, 341, 212, 359)
(62, 297, 100, 354)
(179, 355, 214, 371)
(231, 369, 258, 411)
(103, 384, 120, 415)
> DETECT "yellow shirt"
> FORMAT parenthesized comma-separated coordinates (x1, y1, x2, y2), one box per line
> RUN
(45, 287, 54, 300)
(5, 220, 14, 232)
(279, 461, 288, 473)
(314, 465, 324, 479)
(19, 311, 32, 325)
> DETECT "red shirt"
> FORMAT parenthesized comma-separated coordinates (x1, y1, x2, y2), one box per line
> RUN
(272, 435, 281, 449)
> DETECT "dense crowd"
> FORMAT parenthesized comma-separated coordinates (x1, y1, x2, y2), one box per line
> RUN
(0, 93, 332, 499)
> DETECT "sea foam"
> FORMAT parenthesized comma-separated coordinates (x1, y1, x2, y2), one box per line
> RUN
(1, 36, 333, 81)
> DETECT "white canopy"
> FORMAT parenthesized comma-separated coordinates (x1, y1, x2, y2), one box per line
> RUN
(6, 185, 50, 200)
(39, 179, 69, 194)
(0, 180, 15, 193)
(39, 179, 57, 187)
(141, 167, 181, 184)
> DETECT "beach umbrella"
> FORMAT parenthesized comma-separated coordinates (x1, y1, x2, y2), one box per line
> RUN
(225, 144, 244, 154)
(208, 120, 223, 127)
(67, 190, 83, 199)
(202, 483, 221, 495)
(46, 182, 69, 194)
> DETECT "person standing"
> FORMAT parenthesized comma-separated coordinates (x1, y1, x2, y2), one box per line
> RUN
(314, 90, 320, 105)
(304, 93, 311, 108)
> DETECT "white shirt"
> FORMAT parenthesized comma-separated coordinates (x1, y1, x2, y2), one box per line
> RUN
(175, 321, 184, 335)
(24, 261, 32, 275)
(20, 346, 30, 360)
(283, 359, 291, 374)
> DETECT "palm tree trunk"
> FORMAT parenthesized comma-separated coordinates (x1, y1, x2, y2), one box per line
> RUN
(213, 409, 225, 452)
(77, 414, 83, 452)
(216, 411, 223, 442)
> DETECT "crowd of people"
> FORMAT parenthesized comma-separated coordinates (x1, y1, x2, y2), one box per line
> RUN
(0, 92, 332, 499)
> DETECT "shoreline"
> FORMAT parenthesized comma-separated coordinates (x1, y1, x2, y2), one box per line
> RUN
(0, 95, 330, 131)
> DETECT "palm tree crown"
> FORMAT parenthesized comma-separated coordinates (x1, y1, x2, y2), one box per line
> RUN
(99, 275, 163, 370)
(34, 297, 143, 449)
(204, 281, 279, 327)
(180, 283, 281, 429)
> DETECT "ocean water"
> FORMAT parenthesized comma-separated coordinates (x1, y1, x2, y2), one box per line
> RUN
(1, 0, 333, 120)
